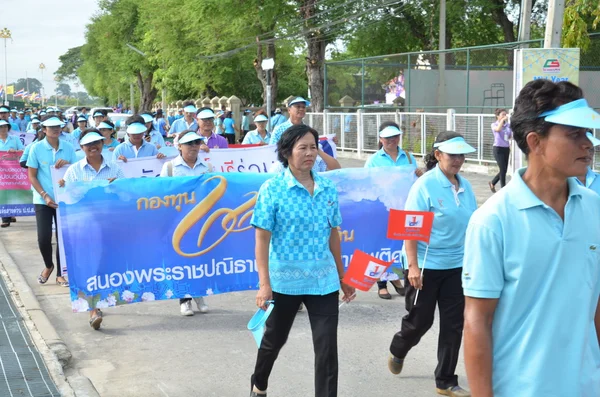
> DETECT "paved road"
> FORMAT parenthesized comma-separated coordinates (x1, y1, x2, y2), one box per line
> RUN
(0, 157, 503, 397)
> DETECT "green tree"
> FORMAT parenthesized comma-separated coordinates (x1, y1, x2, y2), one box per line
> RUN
(563, 0, 600, 51)
(56, 83, 72, 97)
(55, 46, 83, 82)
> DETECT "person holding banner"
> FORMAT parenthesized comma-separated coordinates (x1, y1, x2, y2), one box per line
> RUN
(27, 116, 77, 287)
(196, 108, 229, 149)
(142, 113, 164, 149)
(463, 80, 600, 397)
(0, 119, 25, 228)
(112, 115, 167, 162)
(388, 131, 476, 397)
(242, 114, 271, 145)
(168, 102, 198, 138)
(364, 121, 423, 299)
(98, 120, 119, 151)
(159, 130, 212, 316)
(250, 124, 355, 397)
(61, 128, 125, 329)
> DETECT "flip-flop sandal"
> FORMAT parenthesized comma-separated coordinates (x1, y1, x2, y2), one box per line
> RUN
(89, 310, 103, 330)
(56, 278, 69, 287)
(37, 266, 55, 284)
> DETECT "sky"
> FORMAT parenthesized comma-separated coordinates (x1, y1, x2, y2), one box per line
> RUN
(0, 0, 100, 96)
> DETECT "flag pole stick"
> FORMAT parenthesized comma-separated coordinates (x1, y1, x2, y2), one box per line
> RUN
(413, 244, 429, 306)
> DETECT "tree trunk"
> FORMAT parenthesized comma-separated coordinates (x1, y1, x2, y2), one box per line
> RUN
(300, 0, 328, 112)
(490, 0, 516, 66)
(253, 39, 278, 111)
(137, 71, 158, 113)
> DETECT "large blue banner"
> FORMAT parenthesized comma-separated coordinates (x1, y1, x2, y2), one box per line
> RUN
(59, 167, 416, 312)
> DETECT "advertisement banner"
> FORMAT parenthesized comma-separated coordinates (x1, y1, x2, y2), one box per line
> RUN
(0, 151, 34, 217)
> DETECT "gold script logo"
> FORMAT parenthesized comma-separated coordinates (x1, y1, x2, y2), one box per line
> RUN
(172, 175, 258, 257)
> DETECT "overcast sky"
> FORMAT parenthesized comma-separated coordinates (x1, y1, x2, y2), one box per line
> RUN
(0, 0, 99, 96)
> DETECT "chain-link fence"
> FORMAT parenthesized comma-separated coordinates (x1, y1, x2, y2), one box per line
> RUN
(325, 33, 600, 113)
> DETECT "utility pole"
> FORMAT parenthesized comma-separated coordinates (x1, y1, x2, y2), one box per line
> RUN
(518, 0, 532, 44)
(39, 63, 46, 107)
(544, 0, 565, 48)
(436, 0, 446, 109)
(0, 28, 11, 105)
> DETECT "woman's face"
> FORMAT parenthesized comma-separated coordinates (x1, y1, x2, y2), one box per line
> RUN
(256, 121, 267, 132)
(181, 138, 201, 160)
(287, 133, 317, 172)
(82, 140, 103, 159)
(497, 111, 507, 120)
(380, 135, 400, 152)
(99, 128, 113, 139)
(0, 125, 8, 135)
(44, 125, 62, 140)
(128, 132, 144, 145)
(533, 125, 592, 178)
(435, 150, 466, 176)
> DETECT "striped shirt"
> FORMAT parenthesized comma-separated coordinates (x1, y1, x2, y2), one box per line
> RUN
(63, 155, 125, 183)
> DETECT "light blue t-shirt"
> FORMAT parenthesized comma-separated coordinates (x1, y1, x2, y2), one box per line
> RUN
(242, 115, 251, 130)
(577, 167, 600, 196)
(112, 140, 158, 161)
(26, 139, 77, 204)
(223, 118, 235, 135)
(402, 164, 477, 270)
(0, 134, 24, 151)
(463, 168, 600, 397)
(154, 118, 167, 136)
(17, 119, 28, 132)
(242, 130, 271, 145)
(72, 127, 83, 141)
(364, 147, 416, 169)
(169, 118, 198, 135)
(147, 129, 165, 148)
(251, 167, 342, 295)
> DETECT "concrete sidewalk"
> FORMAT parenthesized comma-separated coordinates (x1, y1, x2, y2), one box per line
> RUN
(0, 159, 501, 397)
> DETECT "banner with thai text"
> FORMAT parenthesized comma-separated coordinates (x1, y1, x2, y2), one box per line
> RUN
(56, 166, 416, 312)
(0, 151, 34, 217)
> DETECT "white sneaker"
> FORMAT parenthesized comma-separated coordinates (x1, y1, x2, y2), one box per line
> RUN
(180, 301, 194, 316)
(194, 297, 209, 313)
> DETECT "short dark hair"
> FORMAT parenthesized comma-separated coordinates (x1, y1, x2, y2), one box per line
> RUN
(277, 124, 319, 167)
(511, 80, 583, 155)
(424, 130, 465, 171)
(126, 115, 145, 126)
(79, 128, 102, 143)
(494, 108, 507, 117)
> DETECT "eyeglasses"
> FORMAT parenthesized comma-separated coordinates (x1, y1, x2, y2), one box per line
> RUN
(182, 140, 202, 146)
(199, 118, 215, 123)
(83, 141, 103, 147)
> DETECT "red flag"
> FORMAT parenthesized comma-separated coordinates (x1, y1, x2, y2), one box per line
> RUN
(343, 249, 394, 291)
(386, 209, 434, 244)
(228, 143, 263, 148)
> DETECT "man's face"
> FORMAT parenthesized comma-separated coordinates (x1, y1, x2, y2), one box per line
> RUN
(288, 103, 306, 119)
(0, 112, 8, 121)
(18, 114, 24, 119)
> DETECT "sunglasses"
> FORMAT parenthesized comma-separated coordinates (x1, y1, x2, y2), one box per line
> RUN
(200, 118, 215, 123)
(182, 140, 202, 146)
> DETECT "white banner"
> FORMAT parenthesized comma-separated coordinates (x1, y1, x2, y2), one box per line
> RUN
(9, 132, 35, 147)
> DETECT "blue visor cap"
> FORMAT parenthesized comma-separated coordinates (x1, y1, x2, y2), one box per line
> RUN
(254, 114, 268, 122)
(288, 97, 310, 107)
(0, 120, 10, 127)
(586, 132, 600, 147)
(434, 136, 476, 154)
(197, 109, 215, 119)
(127, 122, 147, 134)
(179, 132, 204, 144)
(41, 117, 65, 127)
(93, 111, 104, 118)
(77, 116, 88, 123)
(80, 132, 106, 145)
(184, 105, 198, 113)
(98, 121, 114, 130)
(0, 106, 10, 113)
(539, 99, 600, 130)
(141, 114, 154, 123)
(379, 126, 402, 138)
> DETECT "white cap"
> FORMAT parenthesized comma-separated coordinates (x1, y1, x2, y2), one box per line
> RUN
(126, 122, 147, 134)
(80, 132, 106, 145)
(179, 132, 204, 144)
(183, 105, 198, 113)
(197, 109, 216, 119)
(98, 121, 114, 130)
(141, 114, 154, 123)
(379, 126, 402, 138)
(288, 97, 310, 107)
(41, 117, 65, 127)
(254, 114, 268, 122)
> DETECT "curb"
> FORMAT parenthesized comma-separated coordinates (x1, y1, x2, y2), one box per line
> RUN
(0, 236, 100, 397)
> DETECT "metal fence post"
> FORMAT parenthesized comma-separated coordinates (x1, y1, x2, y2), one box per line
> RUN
(361, 60, 365, 108)
(446, 108, 456, 131)
(478, 115, 483, 163)
(466, 49, 470, 114)
(323, 108, 329, 135)
(420, 113, 426, 155)
(407, 54, 411, 112)
(324, 64, 328, 109)
(357, 109, 364, 157)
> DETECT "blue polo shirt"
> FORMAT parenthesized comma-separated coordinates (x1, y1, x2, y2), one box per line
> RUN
(577, 167, 600, 196)
(112, 139, 158, 161)
(223, 118, 235, 135)
(0, 134, 24, 151)
(364, 147, 416, 168)
(251, 167, 342, 295)
(402, 165, 477, 270)
(169, 118, 197, 135)
(17, 119, 28, 132)
(242, 129, 271, 145)
(20, 139, 43, 163)
(463, 168, 600, 397)
(26, 139, 77, 204)
(72, 128, 83, 141)
(148, 129, 165, 147)
(269, 119, 293, 145)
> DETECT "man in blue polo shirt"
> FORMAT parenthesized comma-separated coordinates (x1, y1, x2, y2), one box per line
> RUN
(112, 115, 166, 162)
(0, 106, 20, 131)
(463, 80, 600, 397)
(168, 102, 198, 137)
(17, 111, 28, 132)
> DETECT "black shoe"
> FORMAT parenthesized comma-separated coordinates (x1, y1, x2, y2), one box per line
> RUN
(390, 281, 406, 297)
(378, 288, 392, 300)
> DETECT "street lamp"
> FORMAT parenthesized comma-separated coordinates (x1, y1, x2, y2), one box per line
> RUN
(261, 58, 275, 132)
(0, 28, 12, 105)
(39, 63, 45, 107)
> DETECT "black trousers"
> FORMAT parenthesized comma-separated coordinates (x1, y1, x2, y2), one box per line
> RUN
(491, 146, 510, 187)
(34, 204, 62, 277)
(225, 134, 236, 145)
(389, 268, 464, 389)
(252, 291, 339, 396)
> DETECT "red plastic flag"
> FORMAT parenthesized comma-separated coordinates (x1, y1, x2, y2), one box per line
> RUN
(342, 249, 394, 291)
(387, 210, 434, 244)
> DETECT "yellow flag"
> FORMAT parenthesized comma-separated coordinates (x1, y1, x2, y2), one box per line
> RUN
(6, 85, 14, 95)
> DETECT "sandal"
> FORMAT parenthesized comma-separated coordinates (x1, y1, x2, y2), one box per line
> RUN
(89, 309, 103, 330)
(390, 281, 406, 297)
(1, 222, 9, 228)
(378, 288, 392, 300)
(37, 266, 54, 284)
(56, 277, 69, 287)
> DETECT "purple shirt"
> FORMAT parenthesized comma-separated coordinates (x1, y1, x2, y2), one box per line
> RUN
(491, 121, 512, 148)
(203, 132, 229, 148)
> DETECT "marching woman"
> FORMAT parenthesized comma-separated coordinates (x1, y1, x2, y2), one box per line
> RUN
(242, 114, 271, 145)
(388, 131, 476, 397)
(249, 124, 355, 397)
(27, 116, 77, 287)
(61, 128, 125, 330)
(159, 130, 211, 316)
(98, 120, 120, 151)
(364, 121, 423, 299)
(142, 113, 165, 149)
(0, 119, 25, 228)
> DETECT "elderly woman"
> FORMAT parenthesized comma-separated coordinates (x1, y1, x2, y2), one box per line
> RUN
(27, 116, 77, 287)
(388, 131, 477, 397)
(364, 121, 423, 299)
(0, 119, 25, 227)
(61, 128, 125, 330)
(249, 124, 355, 397)
(159, 130, 211, 316)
